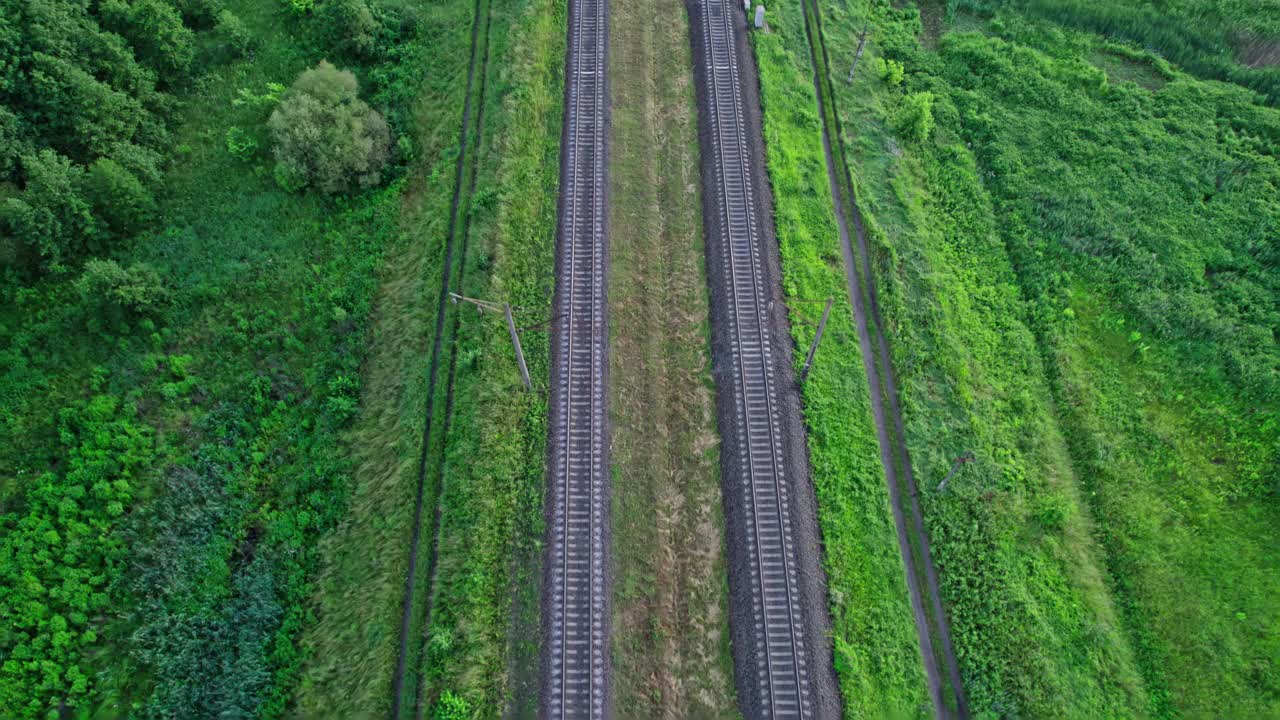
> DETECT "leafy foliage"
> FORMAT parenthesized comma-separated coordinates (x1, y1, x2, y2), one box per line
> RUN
(0, 394, 154, 717)
(267, 61, 392, 194)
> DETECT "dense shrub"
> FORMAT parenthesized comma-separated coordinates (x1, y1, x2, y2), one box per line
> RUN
(893, 91, 935, 142)
(267, 61, 392, 195)
(318, 0, 380, 58)
(0, 395, 154, 717)
(75, 259, 170, 331)
(215, 9, 252, 56)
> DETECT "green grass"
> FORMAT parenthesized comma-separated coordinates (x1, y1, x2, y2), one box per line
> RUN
(751, 7, 933, 717)
(606, 0, 738, 712)
(811, 0, 1279, 716)
(415, 0, 565, 713)
(287, 0, 483, 715)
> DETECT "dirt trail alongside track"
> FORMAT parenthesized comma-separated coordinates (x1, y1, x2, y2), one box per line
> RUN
(797, 1, 966, 716)
(390, 0, 492, 714)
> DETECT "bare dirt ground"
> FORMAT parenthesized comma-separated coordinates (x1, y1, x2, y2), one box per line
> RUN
(606, 0, 739, 714)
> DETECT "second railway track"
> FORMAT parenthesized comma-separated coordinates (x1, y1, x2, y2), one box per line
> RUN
(692, 0, 816, 717)
(543, 0, 610, 714)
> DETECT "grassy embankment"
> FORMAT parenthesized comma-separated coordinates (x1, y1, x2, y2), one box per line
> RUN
(414, 0, 566, 714)
(819, 0, 1278, 716)
(1, 1, 449, 717)
(289, 0, 488, 714)
(608, 0, 738, 713)
(749, 4, 933, 717)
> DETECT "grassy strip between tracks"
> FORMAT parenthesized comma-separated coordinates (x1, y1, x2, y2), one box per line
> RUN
(607, 0, 739, 712)
(414, 0, 565, 713)
(749, 6, 932, 717)
(819, 0, 1279, 717)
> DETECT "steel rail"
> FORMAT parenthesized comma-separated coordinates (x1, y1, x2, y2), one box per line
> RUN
(545, 0, 608, 714)
(697, 0, 810, 717)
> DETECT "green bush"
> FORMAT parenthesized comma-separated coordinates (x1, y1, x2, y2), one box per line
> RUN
(319, 0, 381, 58)
(75, 259, 170, 330)
(893, 91, 935, 143)
(215, 9, 252, 56)
(877, 57, 905, 86)
(83, 158, 156, 240)
(0, 395, 154, 717)
(267, 61, 392, 195)
(225, 126, 260, 161)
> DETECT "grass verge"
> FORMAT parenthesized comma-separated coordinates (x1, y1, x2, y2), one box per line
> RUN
(749, 3, 933, 716)
(607, 0, 738, 713)
(414, 0, 566, 713)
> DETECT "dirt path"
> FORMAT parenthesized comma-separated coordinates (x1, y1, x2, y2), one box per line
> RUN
(797, 2, 966, 716)
(390, 0, 492, 714)
(605, 0, 738, 713)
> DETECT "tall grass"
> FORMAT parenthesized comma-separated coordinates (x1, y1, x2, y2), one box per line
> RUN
(751, 6, 932, 715)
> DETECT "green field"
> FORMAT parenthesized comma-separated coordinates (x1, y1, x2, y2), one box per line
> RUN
(753, 0, 1279, 716)
(2, 0, 1275, 717)
(0, 0, 560, 716)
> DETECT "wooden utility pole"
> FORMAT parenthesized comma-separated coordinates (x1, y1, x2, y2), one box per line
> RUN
(505, 303, 532, 392)
(799, 298, 834, 385)
(450, 292, 533, 392)
(847, 22, 870, 83)
(936, 451, 975, 493)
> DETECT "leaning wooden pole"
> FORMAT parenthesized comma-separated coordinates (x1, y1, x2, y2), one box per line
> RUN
(505, 302, 533, 392)
(800, 297, 834, 384)
(847, 22, 870, 83)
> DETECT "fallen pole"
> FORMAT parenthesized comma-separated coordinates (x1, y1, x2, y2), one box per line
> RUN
(799, 297, 834, 385)
(505, 302, 533, 392)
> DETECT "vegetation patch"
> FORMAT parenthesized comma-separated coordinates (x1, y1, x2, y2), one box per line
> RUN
(608, 0, 738, 712)
(815, 0, 1278, 716)
(750, 5, 932, 716)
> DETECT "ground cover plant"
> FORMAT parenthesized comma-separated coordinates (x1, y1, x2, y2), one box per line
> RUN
(607, 0, 738, 712)
(749, 7, 934, 717)
(806, 0, 1278, 716)
(413, 0, 565, 713)
(0, 0, 492, 717)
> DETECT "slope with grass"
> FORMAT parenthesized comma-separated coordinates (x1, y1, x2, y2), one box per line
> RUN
(748, 6, 933, 717)
(288, 0, 488, 714)
(607, 0, 738, 713)
(815, 0, 1278, 716)
(412, 0, 566, 713)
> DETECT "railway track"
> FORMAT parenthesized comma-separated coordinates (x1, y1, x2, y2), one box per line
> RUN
(694, 0, 813, 717)
(543, 0, 609, 714)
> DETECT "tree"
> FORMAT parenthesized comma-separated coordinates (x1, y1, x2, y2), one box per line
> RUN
(214, 9, 251, 56)
(83, 158, 156, 240)
(267, 61, 391, 195)
(319, 0, 380, 58)
(0, 150, 96, 270)
(99, 0, 196, 77)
